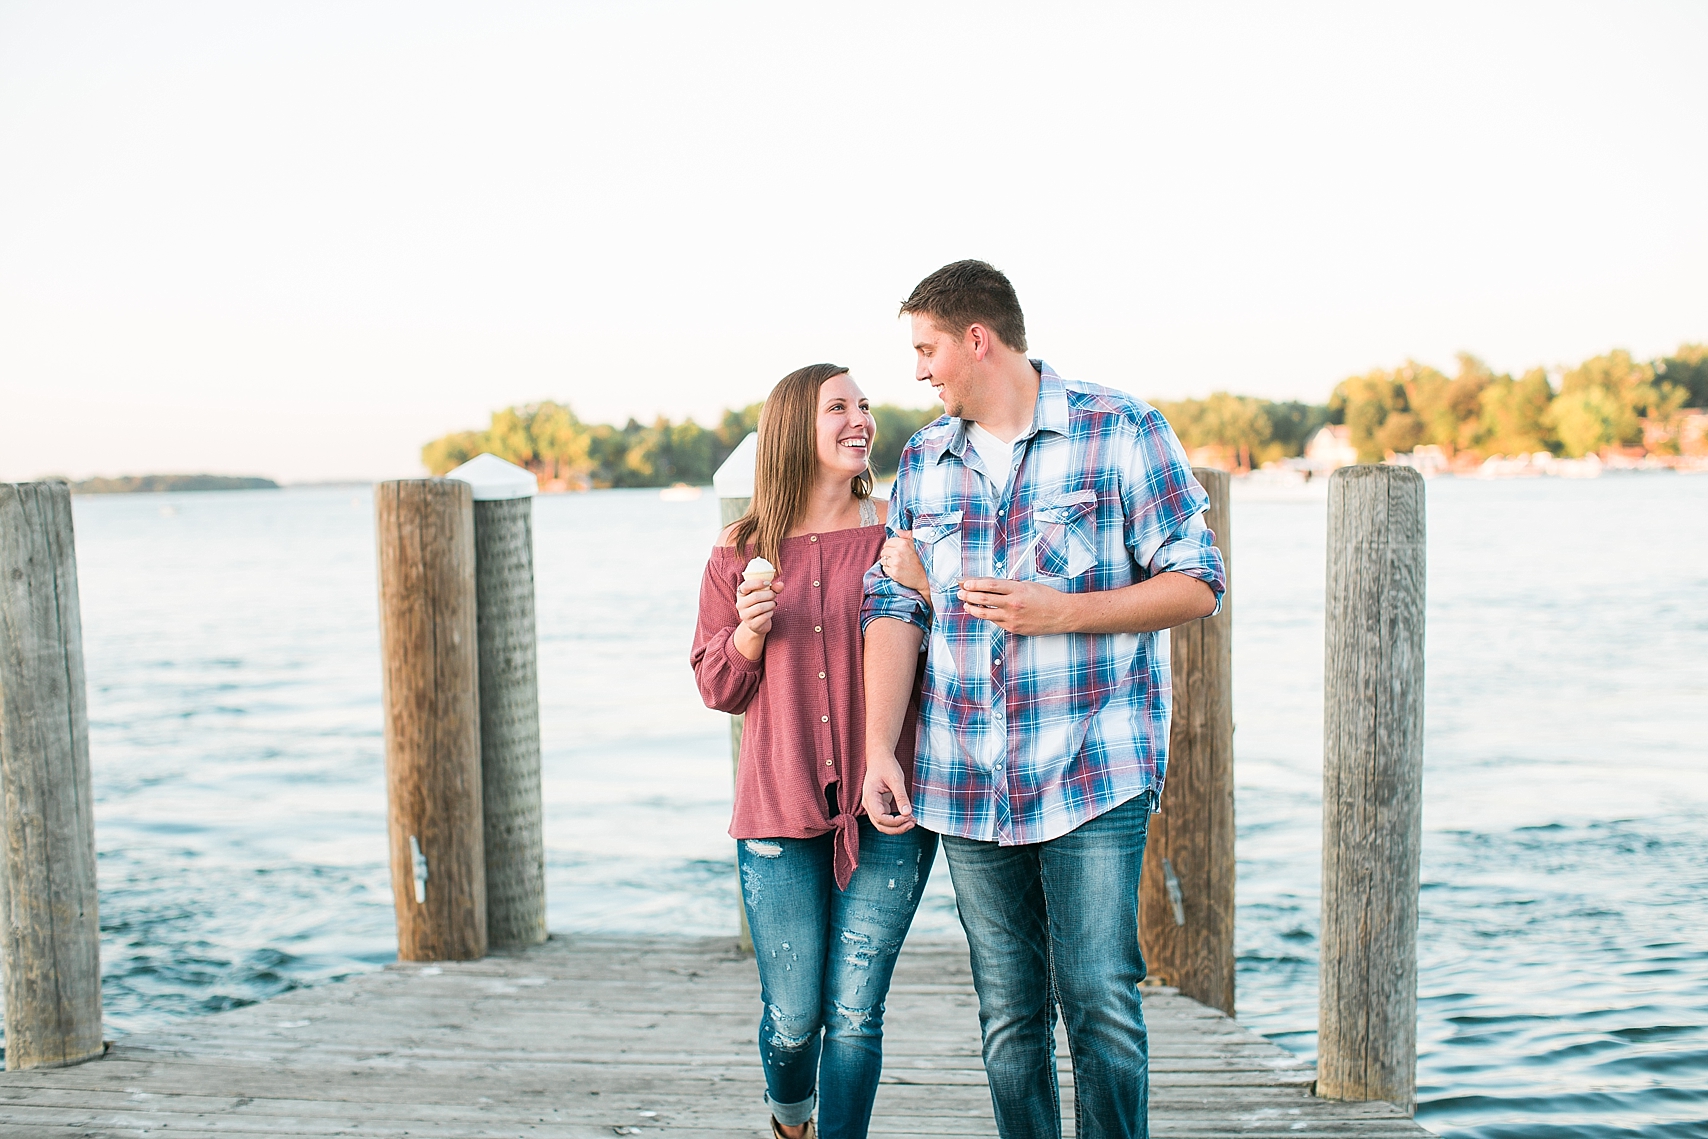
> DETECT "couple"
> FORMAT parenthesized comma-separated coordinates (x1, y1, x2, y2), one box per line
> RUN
(690, 261, 1227, 1139)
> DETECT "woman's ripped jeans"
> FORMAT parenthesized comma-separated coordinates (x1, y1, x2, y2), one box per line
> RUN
(736, 819, 938, 1139)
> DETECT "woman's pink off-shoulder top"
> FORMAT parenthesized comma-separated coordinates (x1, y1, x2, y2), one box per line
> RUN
(690, 523, 919, 890)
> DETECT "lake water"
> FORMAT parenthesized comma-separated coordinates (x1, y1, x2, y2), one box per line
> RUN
(7, 475, 1706, 1138)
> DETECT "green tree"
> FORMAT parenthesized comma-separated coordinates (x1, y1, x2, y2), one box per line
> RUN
(1256, 401, 1332, 461)
(1547, 350, 1653, 457)
(666, 419, 720, 484)
(1329, 361, 1456, 462)
(870, 404, 943, 478)
(717, 403, 763, 452)
(1150, 394, 1330, 466)
(1331, 369, 1402, 462)
(616, 419, 664, 485)
(1550, 386, 1636, 457)
(1153, 393, 1273, 470)
(529, 402, 592, 483)
(1436, 355, 1496, 452)
(420, 402, 594, 484)
(586, 422, 622, 483)
(1475, 368, 1555, 457)
(422, 430, 487, 476)
(1654, 343, 1708, 408)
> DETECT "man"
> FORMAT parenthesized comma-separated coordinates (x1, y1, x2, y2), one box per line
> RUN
(861, 260, 1225, 1139)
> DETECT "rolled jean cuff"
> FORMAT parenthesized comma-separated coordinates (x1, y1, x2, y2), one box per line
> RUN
(765, 1089, 816, 1127)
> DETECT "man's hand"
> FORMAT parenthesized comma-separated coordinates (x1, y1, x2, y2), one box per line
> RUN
(957, 572, 1216, 636)
(862, 751, 916, 834)
(956, 577, 1072, 636)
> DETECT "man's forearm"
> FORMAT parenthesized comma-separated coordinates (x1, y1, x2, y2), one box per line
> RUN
(864, 617, 924, 757)
(1064, 571, 1216, 635)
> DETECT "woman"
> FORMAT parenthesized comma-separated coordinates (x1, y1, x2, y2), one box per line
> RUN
(691, 363, 934, 1139)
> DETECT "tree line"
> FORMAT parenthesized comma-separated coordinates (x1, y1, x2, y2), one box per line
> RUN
(422, 402, 942, 488)
(1318, 343, 1706, 464)
(1150, 342, 1706, 467)
(422, 342, 1706, 484)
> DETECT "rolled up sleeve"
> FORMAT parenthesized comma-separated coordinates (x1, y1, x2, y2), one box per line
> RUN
(1122, 409, 1228, 611)
(861, 481, 931, 635)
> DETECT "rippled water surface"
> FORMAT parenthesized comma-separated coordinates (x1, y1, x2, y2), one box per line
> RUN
(6, 476, 1706, 1137)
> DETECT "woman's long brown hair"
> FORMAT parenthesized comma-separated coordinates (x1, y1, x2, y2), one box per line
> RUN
(727, 363, 873, 570)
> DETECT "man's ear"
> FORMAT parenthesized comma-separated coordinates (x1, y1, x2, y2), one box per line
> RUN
(967, 322, 990, 362)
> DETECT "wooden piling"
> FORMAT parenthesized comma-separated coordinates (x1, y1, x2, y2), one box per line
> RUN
(718, 492, 755, 955)
(439, 450, 553, 952)
(712, 434, 759, 953)
(1318, 464, 1426, 1113)
(1140, 467, 1236, 1015)
(0, 482, 103, 1070)
(375, 480, 487, 962)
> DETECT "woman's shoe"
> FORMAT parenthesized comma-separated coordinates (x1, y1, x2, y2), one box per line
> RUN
(771, 1119, 815, 1139)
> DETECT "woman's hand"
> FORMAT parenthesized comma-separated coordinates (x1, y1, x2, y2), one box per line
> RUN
(880, 531, 931, 598)
(863, 750, 916, 835)
(732, 577, 783, 661)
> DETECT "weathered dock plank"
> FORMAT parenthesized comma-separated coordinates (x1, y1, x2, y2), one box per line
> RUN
(0, 934, 1429, 1138)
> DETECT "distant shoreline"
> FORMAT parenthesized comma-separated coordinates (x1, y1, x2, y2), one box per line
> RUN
(64, 475, 281, 495)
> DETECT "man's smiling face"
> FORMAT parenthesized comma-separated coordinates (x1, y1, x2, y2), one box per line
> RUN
(911, 314, 978, 419)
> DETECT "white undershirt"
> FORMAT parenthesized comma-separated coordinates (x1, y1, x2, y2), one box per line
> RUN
(966, 422, 1019, 498)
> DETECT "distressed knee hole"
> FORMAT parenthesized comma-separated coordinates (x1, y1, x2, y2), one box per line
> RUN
(745, 840, 783, 858)
(768, 1026, 815, 1050)
(832, 1001, 877, 1030)
(765, 1004, 818, 1051)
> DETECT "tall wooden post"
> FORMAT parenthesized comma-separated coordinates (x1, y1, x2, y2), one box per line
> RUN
(714, 434, 758, 954)
(450, 456, 547, 950)
(1140, 467, 1235, 1015)
(376, 480, 487, 962)
(1318, 465, 1426, 1113)
(0, 482, 103, 1070)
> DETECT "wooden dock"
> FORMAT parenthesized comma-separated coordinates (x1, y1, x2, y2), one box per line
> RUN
(0, 933, 1429, 1138)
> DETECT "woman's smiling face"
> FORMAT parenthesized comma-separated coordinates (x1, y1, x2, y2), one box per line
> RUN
(816, 373, 875, 480)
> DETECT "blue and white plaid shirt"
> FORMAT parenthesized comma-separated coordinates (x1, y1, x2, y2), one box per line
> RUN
(862, 362, 1226, 846)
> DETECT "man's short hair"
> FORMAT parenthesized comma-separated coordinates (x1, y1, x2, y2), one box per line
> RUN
(900, 260, 1028, 353)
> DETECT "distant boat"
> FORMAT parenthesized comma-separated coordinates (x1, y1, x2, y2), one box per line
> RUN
(659, 483, 703, 502)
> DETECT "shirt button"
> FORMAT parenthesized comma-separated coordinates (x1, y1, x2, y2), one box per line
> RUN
(993, 656, 1001, 667)
(826, 760, 833, 766)
(810, 535, 818, 542)
(818, 671, 826, 679)
(813, 581, 819, 587)
(814, 625, 822, 632)
(821, 715, 829, 723)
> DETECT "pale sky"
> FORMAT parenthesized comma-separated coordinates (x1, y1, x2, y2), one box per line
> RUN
(3, 2, 1704, 482)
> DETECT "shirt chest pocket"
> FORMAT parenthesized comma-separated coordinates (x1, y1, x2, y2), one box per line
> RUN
(1033, 491, 1099, 580)
(910, 511, 964, 593)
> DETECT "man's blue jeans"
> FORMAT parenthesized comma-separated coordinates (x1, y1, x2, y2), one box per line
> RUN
(737, 820, 938, 1139)
(941, 790, 1155, 1139)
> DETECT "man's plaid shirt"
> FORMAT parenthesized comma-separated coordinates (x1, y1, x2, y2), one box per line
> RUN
(861, 362, 1226, 846)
